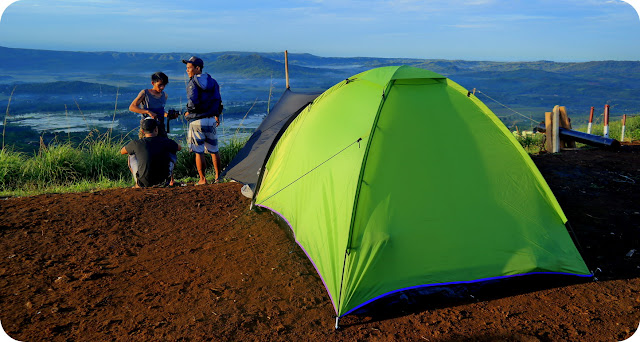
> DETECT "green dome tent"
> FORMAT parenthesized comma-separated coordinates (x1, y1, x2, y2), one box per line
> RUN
(251, 66, 591, 323)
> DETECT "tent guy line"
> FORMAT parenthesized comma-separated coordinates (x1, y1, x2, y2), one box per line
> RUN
(256, 137, 364, 207)
(476, 89, 537, 123)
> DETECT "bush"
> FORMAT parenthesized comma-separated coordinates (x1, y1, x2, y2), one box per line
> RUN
(514, 132, 546, 154)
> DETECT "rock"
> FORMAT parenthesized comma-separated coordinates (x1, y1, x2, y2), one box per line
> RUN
(274, 324, 286, 334)
(54, 275, 70, 284)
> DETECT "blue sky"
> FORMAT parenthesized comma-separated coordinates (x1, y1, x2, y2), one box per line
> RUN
(0, 0, 639, 61)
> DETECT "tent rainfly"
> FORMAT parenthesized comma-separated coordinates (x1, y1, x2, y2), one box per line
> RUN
(221, 88, 320, 195)
(232, 65, 591, 326)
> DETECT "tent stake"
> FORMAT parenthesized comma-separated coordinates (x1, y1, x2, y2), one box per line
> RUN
(621, 114, 627, 142)
(335, 316, 340, 330)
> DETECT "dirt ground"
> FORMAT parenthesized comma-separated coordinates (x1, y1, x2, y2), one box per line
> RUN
(1, 145, 639, 341)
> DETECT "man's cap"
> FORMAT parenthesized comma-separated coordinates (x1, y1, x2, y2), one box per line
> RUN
(141, 117, 158, 133)
(182, 56, 204, 68)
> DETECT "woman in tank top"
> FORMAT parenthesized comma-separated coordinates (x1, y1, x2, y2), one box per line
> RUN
(129, 72, 169, 138)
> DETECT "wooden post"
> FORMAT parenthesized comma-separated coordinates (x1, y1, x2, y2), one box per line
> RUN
(284, 50, 290, 90)
(558, 106, 576, 148)
(545, 111, 553, 152)
(621, 114, 627, 142)
(603, 104, 610, 138)
(552, 105, 560, 153)
(587, 107, 594, 134)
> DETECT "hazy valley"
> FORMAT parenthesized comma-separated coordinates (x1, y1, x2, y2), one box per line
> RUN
(1, 46, 638, 152)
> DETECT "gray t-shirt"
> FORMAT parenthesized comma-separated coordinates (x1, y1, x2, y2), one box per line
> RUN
(138, 89, 167, 117)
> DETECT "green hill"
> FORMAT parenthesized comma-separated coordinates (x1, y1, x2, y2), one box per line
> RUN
(0, 46, 638, 121)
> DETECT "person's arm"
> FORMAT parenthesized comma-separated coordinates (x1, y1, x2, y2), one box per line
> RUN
(129, 90, 157, 119)
(120, 146, 129, 155)
(215, 80, 222, 127)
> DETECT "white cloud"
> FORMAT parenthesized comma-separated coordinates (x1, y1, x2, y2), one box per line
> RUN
(0, 0, 21, 23)
(618, 0, 640, 20)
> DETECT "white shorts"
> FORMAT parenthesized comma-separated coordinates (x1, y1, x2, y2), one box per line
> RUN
(187, 117, 219, 154)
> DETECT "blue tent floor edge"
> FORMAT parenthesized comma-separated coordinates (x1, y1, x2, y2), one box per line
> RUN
(256, 202, 593, 319)
(341, 272, 593, 318)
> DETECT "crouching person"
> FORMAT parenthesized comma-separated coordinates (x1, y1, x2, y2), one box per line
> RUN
(120, 118, 181, 188)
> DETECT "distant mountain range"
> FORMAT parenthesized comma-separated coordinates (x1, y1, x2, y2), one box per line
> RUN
(0, 45, 638, 126)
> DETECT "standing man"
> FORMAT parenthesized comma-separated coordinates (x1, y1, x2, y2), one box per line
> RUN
(120, 118, 181, 188)
(182, 56, 223, 185)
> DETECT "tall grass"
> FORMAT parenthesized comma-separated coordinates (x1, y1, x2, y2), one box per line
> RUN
(0, 130, 248, 196)
(80, 132, 130, 180)
(0, 147, 24, 189)
(0, 131, 131, 195)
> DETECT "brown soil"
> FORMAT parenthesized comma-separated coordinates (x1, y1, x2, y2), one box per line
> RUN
(1, 146, 639, 342)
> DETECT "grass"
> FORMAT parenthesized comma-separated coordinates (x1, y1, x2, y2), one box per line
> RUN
(513, 132, 546, 154)
(0, 130, 248, 197)
(578, 115, 640, 142)
(0, 82, 253, 197)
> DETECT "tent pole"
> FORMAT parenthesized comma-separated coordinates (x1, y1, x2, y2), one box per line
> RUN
(285, 50, 290, 90)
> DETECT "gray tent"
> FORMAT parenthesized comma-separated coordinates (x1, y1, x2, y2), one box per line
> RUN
(221, 89, 320, 194)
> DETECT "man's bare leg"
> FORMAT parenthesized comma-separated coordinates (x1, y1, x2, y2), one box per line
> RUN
(212, 152, 221, 182)
(195, 152, 207, 185)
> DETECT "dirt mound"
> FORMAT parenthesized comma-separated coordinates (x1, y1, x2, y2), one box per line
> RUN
(1, 146, 639, 341)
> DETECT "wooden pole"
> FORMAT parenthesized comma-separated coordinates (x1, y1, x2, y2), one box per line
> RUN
(603, 104, 610, 138)
(285, 50, 290, 90)
(552, 105, 560, 153)
(558, 106, 576, 148)
(587, 106, 594, 134)
(545, 111, 553, 152)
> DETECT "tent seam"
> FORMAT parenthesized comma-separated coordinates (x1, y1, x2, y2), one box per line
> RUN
(336, 74, 397, 317)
